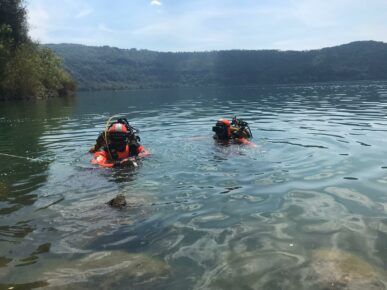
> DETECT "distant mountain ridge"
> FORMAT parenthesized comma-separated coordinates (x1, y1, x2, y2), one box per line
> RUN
(46, 41, 387, 90)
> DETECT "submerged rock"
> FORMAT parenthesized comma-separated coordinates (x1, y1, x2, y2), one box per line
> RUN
(107, 194, 127, 209)
(324, 187, 384, 213)
(43, 250, 169, 289)
(310, 249, 386, 289)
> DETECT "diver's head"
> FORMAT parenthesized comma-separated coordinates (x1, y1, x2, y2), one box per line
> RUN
(212, 119, 231, 139)
(108, 123, 129, 134)
(108, 123, 130, 151)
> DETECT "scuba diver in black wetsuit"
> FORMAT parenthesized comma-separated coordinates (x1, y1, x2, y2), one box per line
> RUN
(212, 116, 253, 144)
(90, 118, 149, 167)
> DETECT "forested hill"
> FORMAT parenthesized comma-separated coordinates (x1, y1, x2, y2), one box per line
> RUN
(47, 41, 387, 90)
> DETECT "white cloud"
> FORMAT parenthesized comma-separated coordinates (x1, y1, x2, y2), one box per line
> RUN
(27, 0, 96, 43)
(150, 0, 162, 6)
(98, 24, 117, 33)
(26, 0, 387, 51)
(75, 8, 93, 19)
(28, 2, 51, 42)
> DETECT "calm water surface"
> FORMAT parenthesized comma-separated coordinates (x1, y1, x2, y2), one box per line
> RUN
(0, 83, 387, 289)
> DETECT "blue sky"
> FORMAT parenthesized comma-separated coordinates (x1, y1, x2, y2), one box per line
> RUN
(27, 0, 387, 51)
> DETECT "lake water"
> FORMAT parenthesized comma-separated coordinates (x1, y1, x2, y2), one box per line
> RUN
(1, 83, 387, 289)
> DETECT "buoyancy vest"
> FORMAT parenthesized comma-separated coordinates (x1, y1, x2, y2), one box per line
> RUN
(116, 144, 130, 159)
(91, 144, 149, 167)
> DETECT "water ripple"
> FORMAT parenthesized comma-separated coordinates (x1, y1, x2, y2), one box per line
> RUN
(1, 83, 387, 289)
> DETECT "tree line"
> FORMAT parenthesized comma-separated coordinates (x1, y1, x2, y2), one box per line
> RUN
(0, 0, 75, 101)
(48, 41, 387, 91)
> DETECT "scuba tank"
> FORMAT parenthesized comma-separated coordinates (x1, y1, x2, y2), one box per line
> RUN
(212, 116, 253, 140)
(231, 116, 253, 139)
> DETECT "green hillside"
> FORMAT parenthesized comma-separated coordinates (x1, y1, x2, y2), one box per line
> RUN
(47, 41, 387, 91)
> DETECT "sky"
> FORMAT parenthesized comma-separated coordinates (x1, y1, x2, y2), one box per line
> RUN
(27, 0, 387, 52)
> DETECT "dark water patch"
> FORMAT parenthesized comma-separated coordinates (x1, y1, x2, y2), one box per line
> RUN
(0, 281, 49, 290)
(0, 222, 33, 240)
(16, 255, 39, 267)
(336, 139, 350, 143)
(35, 197, 64, 211)
(343, 177, 358, 180)
(259, 128, 286, 132)
(356, 141, 372, 146)
(352, 127, 387, 132)
(0, 205, 20, 215)
(271, 140, 328, 149)
(220, 186, 242, 194)
(308, 132, 345, 139)
(0, 256, 12, 267)
(32, 243, 51, 255)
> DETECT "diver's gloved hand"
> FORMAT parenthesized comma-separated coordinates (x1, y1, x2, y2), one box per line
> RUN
(119, 157, 138, 167)
(89, 146, 96, 153)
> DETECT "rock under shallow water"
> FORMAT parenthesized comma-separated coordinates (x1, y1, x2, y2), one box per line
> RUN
(310, 249, 386, 290)
(324, 187, 384, 213)
(43, 250, 170, 289)
(107, 194, 127, 208)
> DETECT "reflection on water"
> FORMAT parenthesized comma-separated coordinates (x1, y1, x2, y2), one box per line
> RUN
(1, 83, 387, 289)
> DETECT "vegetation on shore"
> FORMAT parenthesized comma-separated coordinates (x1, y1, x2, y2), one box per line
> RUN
(0, 0, 75, 101)
(48, 41, 387, 91)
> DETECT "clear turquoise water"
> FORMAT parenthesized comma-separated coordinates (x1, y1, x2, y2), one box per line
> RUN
(0, 83, 387, 289)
